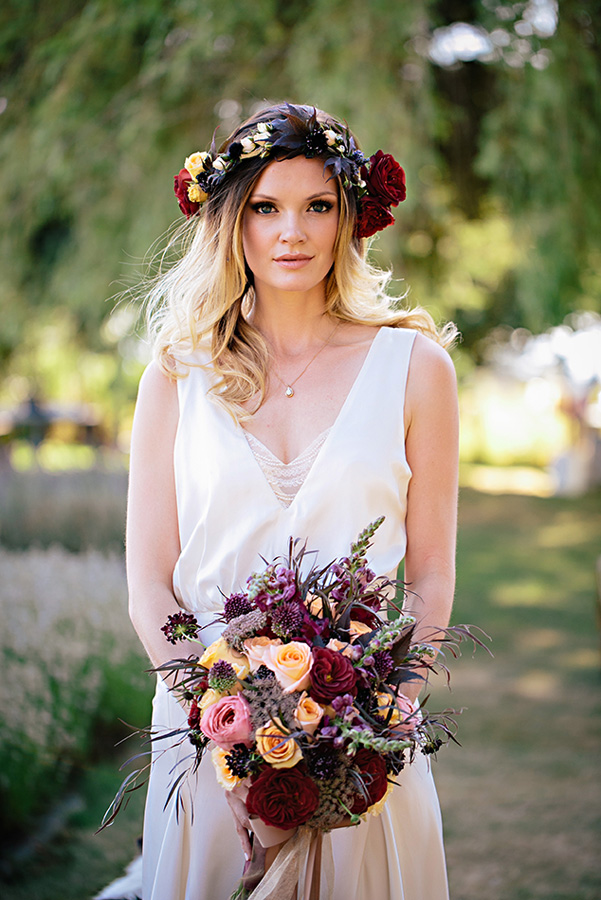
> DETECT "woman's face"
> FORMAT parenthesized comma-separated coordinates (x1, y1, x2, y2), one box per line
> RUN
(242, 156, 339, 301)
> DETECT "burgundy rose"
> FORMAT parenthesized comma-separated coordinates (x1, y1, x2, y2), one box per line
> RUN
(349, 748, 389, 814)
(355, 199, 395, 239)
(246, 765, 320, 829)
(173, 168, 200, 219)
(363, 150, 406, 206)
(309, 647, 357, 704)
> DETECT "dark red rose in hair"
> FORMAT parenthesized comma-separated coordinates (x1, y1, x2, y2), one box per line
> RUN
(349, 748, 389, 814)
(363, 150, 406, 206)
(246, 765, 320, 829)
(309, 647, 357, 703)
(355, 198, 395, 239)
(174, 168, 200, 218)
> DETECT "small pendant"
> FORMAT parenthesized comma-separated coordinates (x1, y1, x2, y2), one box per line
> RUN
(285, 386, 295, 398)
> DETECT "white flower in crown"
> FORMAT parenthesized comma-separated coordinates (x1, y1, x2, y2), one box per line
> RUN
(324, 129, 339, 146)
(212, 157, 227, 171)
(240, 137, 257, 153)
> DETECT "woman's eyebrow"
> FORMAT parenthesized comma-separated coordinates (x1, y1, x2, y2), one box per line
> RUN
(249, 190, 338, 201)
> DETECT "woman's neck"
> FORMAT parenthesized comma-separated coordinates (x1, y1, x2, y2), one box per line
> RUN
(248, 289, 336, 357)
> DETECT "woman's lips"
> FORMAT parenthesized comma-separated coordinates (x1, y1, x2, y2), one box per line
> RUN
(274, 255, 313, 269)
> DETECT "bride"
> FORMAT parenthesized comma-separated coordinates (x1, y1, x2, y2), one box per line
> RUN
(125, 103, 458, 900)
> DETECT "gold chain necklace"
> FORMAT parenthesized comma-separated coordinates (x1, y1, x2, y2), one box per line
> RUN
(271, 321, 340, 398)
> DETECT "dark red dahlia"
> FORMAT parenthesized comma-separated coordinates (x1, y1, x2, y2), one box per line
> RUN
(246, 766, 320, 829)
(349, 748, 389, 814)
(309, 647, 358, 704)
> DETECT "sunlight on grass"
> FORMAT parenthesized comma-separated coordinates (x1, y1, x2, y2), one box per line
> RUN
(491, 579, 558, 607)
(537, 518, 595, 547)
(460, 463, 554, 496)
(515, 628, 563, 650)
(512, 669, 561, 699)
(557, 648, 600, 670)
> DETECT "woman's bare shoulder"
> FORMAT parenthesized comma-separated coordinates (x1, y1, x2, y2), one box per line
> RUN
(133, 361, 179, 433)
(409, 331, 456, 383)
(405, 332, 457, 419)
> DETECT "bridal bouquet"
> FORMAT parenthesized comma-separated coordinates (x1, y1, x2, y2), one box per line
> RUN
(103, 518, 485, 898)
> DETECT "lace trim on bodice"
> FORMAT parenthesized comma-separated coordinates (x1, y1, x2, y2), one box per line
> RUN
(244, 429, 331, 508)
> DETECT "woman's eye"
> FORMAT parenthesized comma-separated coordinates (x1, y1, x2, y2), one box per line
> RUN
(251, 202, 276, 214)
(310, 200, 333, 213)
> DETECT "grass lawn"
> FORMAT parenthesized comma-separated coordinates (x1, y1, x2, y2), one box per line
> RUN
(434, 488, 601, 900)
(1, 487, 600, 899)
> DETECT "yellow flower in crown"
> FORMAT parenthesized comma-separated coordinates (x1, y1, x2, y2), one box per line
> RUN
(185, 151, 211, 178)
(199, 637, 250, 679)
(187, 183, 208, 204)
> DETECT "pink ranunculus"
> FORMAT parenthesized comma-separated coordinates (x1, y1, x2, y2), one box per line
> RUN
(199, 694, 253, 750)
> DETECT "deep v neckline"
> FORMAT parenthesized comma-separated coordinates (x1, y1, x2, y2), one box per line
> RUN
(236, 327, 384, 510)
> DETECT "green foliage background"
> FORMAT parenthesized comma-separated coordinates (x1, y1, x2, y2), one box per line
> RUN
(1, 0, 599, 420)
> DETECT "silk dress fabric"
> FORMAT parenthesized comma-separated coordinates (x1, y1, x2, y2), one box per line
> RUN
(141, 326, 450, 900)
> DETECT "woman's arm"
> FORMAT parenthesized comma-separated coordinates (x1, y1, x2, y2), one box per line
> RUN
(126, 361, 194, 670)
(403, 333, 459, 698)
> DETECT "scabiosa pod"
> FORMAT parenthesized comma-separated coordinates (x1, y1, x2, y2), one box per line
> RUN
(208, 659, 238, 693)
(161, 611, 200, 644)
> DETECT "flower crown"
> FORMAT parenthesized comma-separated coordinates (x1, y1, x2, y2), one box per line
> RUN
(173, 105, 406, 239)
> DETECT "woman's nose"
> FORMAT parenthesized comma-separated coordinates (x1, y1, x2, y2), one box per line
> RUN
(280, 212, 306, 244)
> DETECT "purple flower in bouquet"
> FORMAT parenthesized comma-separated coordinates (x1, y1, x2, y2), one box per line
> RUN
(331, 693, 357, 722)
(208, 659, 238, 692)
(161, 611, 199, 644)
(223, 592, 254, 622)
(247, 565, 299, 611)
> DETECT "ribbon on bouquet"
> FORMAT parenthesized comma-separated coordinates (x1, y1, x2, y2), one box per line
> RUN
(247, 824, 333, 900)
(232, 783, 334, 900)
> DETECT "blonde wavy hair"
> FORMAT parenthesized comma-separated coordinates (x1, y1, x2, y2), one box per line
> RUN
(145, 103, 457, 420)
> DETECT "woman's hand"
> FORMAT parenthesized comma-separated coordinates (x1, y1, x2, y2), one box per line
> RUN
(225, 789, 253, 860)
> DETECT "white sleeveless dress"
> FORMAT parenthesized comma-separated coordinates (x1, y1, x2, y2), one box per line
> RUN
(142, 326, 449, 900)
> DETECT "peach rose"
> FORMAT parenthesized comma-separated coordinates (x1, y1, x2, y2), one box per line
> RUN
(211, 746, 243, 791)
(294, 692, 324, 735)
(349, 620, 372, 641)
(243, 636, 282, 673)
(256, 719, 302, 769)
(199, 637, 250, 679)
(263, 641, 313, 694)
(326, 637, 355, 659)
